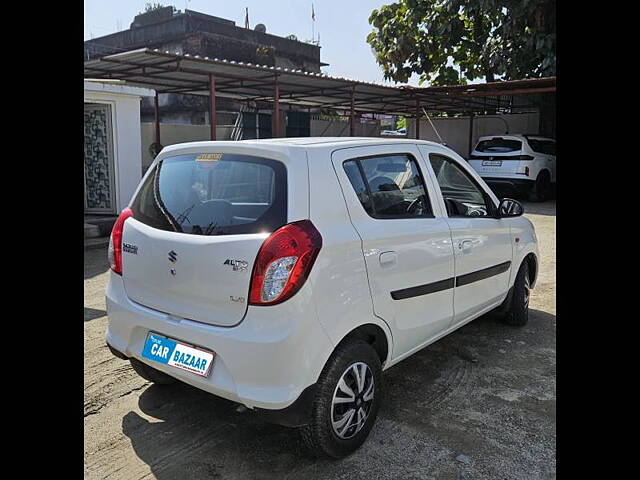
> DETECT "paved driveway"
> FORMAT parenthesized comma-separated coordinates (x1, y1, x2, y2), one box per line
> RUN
(84, 201, 555, 479)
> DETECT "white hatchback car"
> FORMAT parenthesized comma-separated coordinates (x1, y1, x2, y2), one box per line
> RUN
(105, 138, 539, 458)
(468, 134, 556, 201)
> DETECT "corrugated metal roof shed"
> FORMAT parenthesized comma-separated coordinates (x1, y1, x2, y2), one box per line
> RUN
(84, 48, 555, 116)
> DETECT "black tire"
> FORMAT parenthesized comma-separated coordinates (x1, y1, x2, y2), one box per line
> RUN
(130, 358, 177, 385)
(300, 340, 382, 458)
(502, 261, 531, 326)
(528, 172, 551, 202)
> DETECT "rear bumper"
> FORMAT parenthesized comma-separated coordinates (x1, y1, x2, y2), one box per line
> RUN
(106, 340, 318, 427)
(482, 177, 534, 192)
(105, 272, 334, 419)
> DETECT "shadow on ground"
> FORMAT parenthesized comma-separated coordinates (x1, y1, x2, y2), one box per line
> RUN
(521, 200, 556, 217)
(85, 307, 107, 322)
(121, 308, 556, 480)
(85, 246, 110, 279)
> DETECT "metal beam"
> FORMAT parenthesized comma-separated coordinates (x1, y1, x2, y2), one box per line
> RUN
(154, 91, 161, 147)
(273, 74, 280, 137)
(468, 113, 474, 157)
(209, 74, 216, 141)
(349, 87, 355, 136)
(415, 96, 421, 139)
(447, 86, 556, 97)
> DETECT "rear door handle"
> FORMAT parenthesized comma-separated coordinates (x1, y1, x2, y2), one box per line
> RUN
(379, 251, 397, 267)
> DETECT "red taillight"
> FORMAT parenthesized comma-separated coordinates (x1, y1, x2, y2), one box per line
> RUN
(249, 220, 322, 306)
(108, 208, 134, 275)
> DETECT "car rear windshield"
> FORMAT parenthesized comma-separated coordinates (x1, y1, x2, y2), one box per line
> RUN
(475, 138, 522, 153)
(130, 153, 287, 236)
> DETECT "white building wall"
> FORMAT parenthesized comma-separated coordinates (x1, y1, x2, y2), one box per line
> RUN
(84, 82, 154, 212)
(310, 119, 380, 137)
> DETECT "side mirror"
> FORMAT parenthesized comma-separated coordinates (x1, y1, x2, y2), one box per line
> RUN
(497, 198, 524, 217)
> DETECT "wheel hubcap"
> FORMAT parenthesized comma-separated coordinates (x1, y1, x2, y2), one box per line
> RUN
(331, 362, 375, 439)
(524, 274, 530, 307)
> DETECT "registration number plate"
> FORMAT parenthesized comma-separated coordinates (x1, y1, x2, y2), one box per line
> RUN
(141, 333, 215, 377)
(482, 160, 502, 166)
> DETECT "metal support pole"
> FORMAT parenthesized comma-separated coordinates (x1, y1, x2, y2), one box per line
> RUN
(154, 91, 161, 146)
(273, 74, 280, 138)
(415, 97, 421, 139)
(209, 74, 216, 141)
(468, 113, 474, 158)
(349, 87, 355, 136)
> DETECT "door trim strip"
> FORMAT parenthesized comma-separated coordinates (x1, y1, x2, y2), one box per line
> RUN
(390, 261, 511, 300)
(455, 261, 511, 287)
(391, 277, 455, 300)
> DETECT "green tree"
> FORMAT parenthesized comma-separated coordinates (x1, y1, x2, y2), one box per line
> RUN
(367, 0, 555, 86)
(142, 3, 174, 14)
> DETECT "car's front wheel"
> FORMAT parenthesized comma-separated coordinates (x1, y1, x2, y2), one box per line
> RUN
(300, 340, 382, 458)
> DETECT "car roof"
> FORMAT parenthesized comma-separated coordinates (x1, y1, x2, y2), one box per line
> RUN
(236, 137, 442, 147)
(159, 137, 445, 156)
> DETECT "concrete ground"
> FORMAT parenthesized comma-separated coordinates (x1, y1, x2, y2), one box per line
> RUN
(84, 201, 555, 480)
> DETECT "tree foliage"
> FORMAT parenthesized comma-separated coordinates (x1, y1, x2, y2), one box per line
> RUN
(367, 0, 555, 86)
(142, 3, 173, 14)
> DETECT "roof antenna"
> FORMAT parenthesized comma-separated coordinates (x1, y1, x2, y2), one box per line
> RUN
(422, 107, 445, 145)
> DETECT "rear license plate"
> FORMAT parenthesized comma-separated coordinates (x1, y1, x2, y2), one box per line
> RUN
(141, 333, 215, 377)
(482, 160, 502, 166)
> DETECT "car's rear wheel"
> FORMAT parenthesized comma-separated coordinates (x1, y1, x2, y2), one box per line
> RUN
(529, 171, 551, 202)
(300, 340, 382, 458)
(130, 358, 177, 385)
(501, 261, 531, 326)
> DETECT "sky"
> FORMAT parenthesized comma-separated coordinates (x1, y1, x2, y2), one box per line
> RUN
(83, 0, 422, 86)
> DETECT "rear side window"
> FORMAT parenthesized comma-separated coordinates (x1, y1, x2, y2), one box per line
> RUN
(131, 153, 287, 236)
(527, 139, 556, 155)
(527, 139, 544, 153)
(343, 160, 373, 215)
(343, 154, 433, 218)
(475, 138, 522, 153)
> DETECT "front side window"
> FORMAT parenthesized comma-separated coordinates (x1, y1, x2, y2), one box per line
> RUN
(429, 154, 493, 217)
(343, 154, 433, 218)
(131, 153, 287, 235)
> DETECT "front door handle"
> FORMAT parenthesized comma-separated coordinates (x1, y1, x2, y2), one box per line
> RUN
(458, 240, 473, 252)
(379, 251, 397, 268)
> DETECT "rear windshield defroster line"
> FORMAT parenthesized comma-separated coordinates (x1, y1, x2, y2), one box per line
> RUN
(130, 153, 288, 236)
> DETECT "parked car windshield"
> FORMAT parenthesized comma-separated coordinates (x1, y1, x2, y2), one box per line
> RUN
(130, 153, 287, 236)
(475, 138, 522, 153)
